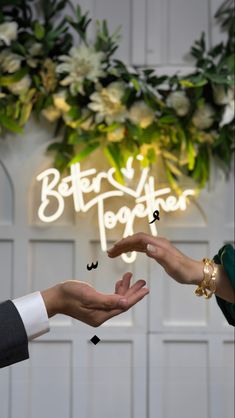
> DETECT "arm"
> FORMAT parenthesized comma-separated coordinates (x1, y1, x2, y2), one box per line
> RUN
(108, 233, 235, 304)
(0, 272, 149, 368)
(0, 300, 29, 368)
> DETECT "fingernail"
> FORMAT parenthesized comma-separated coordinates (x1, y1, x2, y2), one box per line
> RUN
(147, 244, 157, 254)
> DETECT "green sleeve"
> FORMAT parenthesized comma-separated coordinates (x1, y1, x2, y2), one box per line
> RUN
(213, 244, 235, 326)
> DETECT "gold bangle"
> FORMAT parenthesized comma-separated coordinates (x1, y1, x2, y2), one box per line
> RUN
(194, 258, 218, 299)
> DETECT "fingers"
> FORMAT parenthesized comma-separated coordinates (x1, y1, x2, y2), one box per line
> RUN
(115, 272, 132, 295)
(94, 277, 149, 312)
(107, 233, 160, 258)
(98, 285, 149, 324)
(124, 287, 149, 308)
(112, 279, 149, 310)
(115, 279, 122, 294)
(124, 279, 147, 298)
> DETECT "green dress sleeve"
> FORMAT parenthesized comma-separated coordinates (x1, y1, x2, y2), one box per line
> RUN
(213, 244, 235, 326)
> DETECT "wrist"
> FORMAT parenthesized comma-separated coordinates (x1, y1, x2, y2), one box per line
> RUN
(41, 283, 64, 318)
(189, 260, 204, 285)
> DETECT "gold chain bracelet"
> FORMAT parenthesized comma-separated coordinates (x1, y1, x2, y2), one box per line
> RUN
(194, 258, 218, 299)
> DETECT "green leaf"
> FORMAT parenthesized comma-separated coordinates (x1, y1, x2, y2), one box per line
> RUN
(0, 68, 28, 86)
(131, 77, 141, 91)
(187, 141, 196, 170)
(47, 142, 62, 152)
(162, 150, 179, 162)
(68, 142, 100, 165)
(126, 121, 142, 140)
(159, 115, 178, 124)
(68, 131, 81, 145)
(165, 160, 183, 177)
(54, 153, 70, 172)
(180, 75, 207, 88)
(225, 54, 235, 73)
(19, 103, 33, 126)
(68, 130, 94, 145)
(98, 122, 120, 133)
(143, 91, 159, 110)
(11, 42, 26, 56)
(146, 147, 156, 164)
(34, 22, 45, 40)
(205, 72, 232, 85)
(67, 107, 81, 120)
(164, 164, 179, 191)
(103, 144, 123, 183)
(0, 113, 23, 134)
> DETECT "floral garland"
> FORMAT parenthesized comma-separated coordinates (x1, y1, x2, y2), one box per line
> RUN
(0, 0, 234, 190)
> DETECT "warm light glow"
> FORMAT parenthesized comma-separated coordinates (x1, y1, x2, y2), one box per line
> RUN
(36, 156, 195, 263)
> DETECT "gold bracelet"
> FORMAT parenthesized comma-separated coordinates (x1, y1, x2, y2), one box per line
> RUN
(194, 258, 218, 299)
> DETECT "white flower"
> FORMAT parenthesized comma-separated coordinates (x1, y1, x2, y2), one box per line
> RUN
(88, 81, 127, 125)
(128, 101, 155, 128)
(53, 90, 70, 113)
(107, 126, 125, 142)
(8, 75, 31, 95)
(166, 91, 190, 116)
(0, 22, 18, 45)
(0, 49, 22, 73)
(56, 45, 105, 95)
(220, 100, 235, 127)
(213, 85, 234, 105)
(192, 104, 215, 130)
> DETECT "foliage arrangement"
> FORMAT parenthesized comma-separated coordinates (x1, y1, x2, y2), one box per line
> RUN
(0, 0, 234, 189)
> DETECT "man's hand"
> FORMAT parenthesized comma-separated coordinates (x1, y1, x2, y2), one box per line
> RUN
(41, 272, 149, 327)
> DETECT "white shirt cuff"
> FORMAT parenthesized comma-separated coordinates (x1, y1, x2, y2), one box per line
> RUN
(12, 292, 50, 341)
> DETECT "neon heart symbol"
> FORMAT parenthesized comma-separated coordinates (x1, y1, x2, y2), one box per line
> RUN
(107, 158, 150, 198)
(121, 157, 135, 180)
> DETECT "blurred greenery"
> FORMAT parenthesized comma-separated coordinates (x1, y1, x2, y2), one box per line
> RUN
(0, 0, 234, 190)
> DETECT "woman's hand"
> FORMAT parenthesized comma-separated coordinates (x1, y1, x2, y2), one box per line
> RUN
(108, 233, 235, 303)
(107, 233, 204, 285)
(41, 272, 149, 327)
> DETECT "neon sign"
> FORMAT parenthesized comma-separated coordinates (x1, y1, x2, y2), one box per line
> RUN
(37, 156, 195, 263)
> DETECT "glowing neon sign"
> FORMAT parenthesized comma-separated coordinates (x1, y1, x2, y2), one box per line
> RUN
(37, 156, 195, 263)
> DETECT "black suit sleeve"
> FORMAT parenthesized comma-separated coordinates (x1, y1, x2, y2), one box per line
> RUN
(0, 300, 29, 368)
